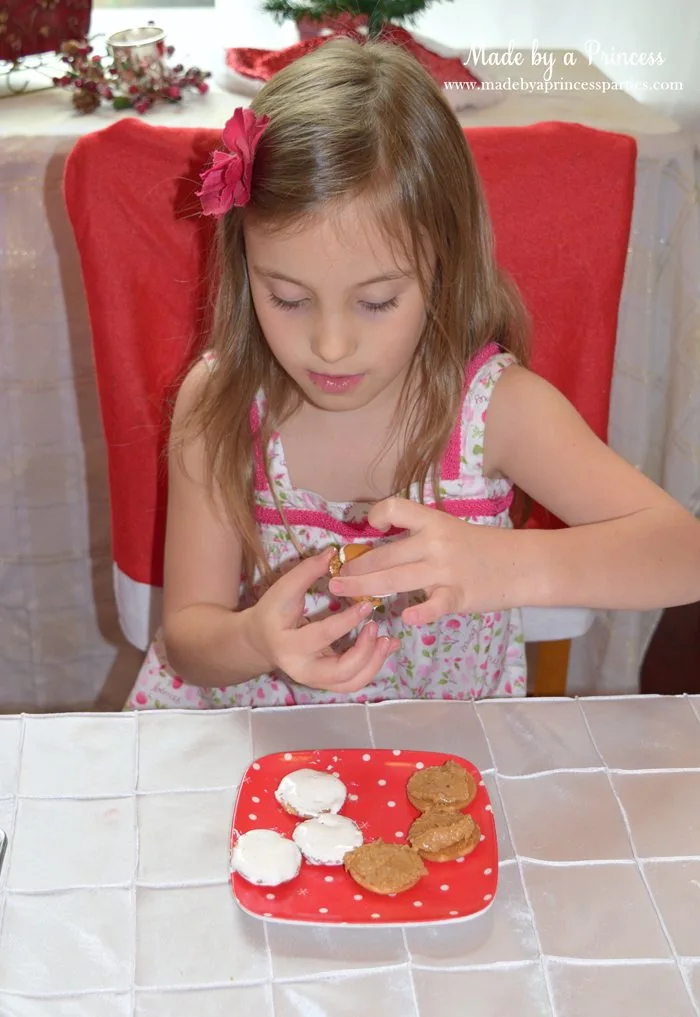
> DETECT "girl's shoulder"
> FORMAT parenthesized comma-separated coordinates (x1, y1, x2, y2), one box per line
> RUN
(199, 350, 265, 421)
(463, 342, 519, 405)
(451, 343, 520, 484)
(435, 342, 520, 485)
(174, 356, 212, 414)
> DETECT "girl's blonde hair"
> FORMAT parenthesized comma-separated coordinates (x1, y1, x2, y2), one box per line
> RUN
(181, 37, 530, 590)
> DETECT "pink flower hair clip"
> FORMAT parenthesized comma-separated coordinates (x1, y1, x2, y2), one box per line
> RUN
(197, 106, 270, 218)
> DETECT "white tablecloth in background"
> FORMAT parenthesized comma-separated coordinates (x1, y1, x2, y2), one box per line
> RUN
(1, 51, 699, 709)
(0, 697, 700, 1015)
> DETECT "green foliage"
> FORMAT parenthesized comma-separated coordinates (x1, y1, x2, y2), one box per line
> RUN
(261, 1, 455, 38)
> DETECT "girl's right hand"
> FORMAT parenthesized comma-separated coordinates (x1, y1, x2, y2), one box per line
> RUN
(248, 549, 399, 693)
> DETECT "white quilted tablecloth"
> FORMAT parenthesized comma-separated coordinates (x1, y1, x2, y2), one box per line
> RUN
(1, 697, 700, 1016)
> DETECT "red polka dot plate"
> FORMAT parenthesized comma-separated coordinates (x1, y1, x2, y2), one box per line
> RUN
(230, 748, 498, 926)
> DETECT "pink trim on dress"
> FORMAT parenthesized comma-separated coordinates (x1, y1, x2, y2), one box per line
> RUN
(442, 491, 514, 516)
(440, 341, 501, 481)
(255, 506, 403, 540)
(254, 489, 513, 539)
(250, 399, 269, 491)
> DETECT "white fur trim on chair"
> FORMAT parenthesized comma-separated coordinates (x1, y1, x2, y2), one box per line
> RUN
(521, 606, 594, 642)
(114, 565, 162, 652)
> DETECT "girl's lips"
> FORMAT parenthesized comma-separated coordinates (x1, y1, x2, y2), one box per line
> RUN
(308, 372, 365, 394)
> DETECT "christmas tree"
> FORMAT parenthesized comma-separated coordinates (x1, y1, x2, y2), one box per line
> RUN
(262, 1, 455, 39)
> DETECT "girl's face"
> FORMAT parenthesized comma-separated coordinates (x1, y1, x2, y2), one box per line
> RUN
(244, 197, 430, 413)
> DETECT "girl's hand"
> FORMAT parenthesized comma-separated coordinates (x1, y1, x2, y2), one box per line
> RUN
(328, 498, 513, 626)
(249, 548, 400, 693)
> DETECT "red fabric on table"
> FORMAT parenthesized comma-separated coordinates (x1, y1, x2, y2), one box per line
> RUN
(0, 0, 91, 62)
(226, 19, 481, 91)
(63, 120, 636, 590)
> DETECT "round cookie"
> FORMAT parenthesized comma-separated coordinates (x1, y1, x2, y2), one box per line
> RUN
(275, 768, 347, 818)
(406, 759, 477, 813)
(292, 813, 363, 866)
(328, 544, 382, 608)
(344, 839, 427, 895)
(407, 809, 481, 862)
(231, 829, 301, 886)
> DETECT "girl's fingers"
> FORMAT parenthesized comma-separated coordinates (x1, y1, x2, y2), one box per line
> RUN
(299, 601, 374, 655)
(402, 586, 455, 627)
(367, 496, 433, 534)
(331, 622, 386, 686)
(309, 621, 380, 688)
(273, 548, 335, 625)
(338, 537, 417, 578)
(329, 636, 396, 693)
(305, 624, 396, 693)
(330, 562, 426, 599)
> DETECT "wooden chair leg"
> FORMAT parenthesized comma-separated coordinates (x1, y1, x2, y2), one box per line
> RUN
(529, 639, 571, 696)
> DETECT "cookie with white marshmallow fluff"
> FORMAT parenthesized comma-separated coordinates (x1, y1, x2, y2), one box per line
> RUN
(274, 768, 347, 818)
(231, 829, 301, 886)
(292, 813, 363, 866)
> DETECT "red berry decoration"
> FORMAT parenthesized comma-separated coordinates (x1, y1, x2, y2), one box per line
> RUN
(52, 35, 212, 115)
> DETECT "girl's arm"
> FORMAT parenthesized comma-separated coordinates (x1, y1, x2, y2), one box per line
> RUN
(161, 363, 273, 686)
(328, 365, 700, 624)
(483, 365, 700, 610)
(162, 363, 395, 689)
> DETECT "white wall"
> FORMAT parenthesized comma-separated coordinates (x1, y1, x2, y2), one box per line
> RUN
(414, 0, 700, 127)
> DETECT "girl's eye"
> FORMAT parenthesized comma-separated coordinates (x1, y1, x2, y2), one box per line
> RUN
(269, 294, 306, 311)
(268, 294, 399, 313)
(361, 297, 399, 314)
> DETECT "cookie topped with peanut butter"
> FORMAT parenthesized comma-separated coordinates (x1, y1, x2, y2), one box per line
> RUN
(344, 839, 427, 895)
(406, 759, 477, 813)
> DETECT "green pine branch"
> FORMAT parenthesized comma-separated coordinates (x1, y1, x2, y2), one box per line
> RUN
(261, 1, 455, 38)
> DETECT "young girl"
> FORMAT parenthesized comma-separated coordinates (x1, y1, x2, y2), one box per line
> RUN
(127, 37, 700, 710)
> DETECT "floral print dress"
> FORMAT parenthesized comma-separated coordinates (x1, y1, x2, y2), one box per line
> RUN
(126, 342, 526, 709)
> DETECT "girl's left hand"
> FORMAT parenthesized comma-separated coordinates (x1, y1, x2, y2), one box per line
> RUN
(328, 498, 513, 626)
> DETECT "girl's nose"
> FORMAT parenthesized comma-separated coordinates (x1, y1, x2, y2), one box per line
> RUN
(310, 314, 358, 365)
